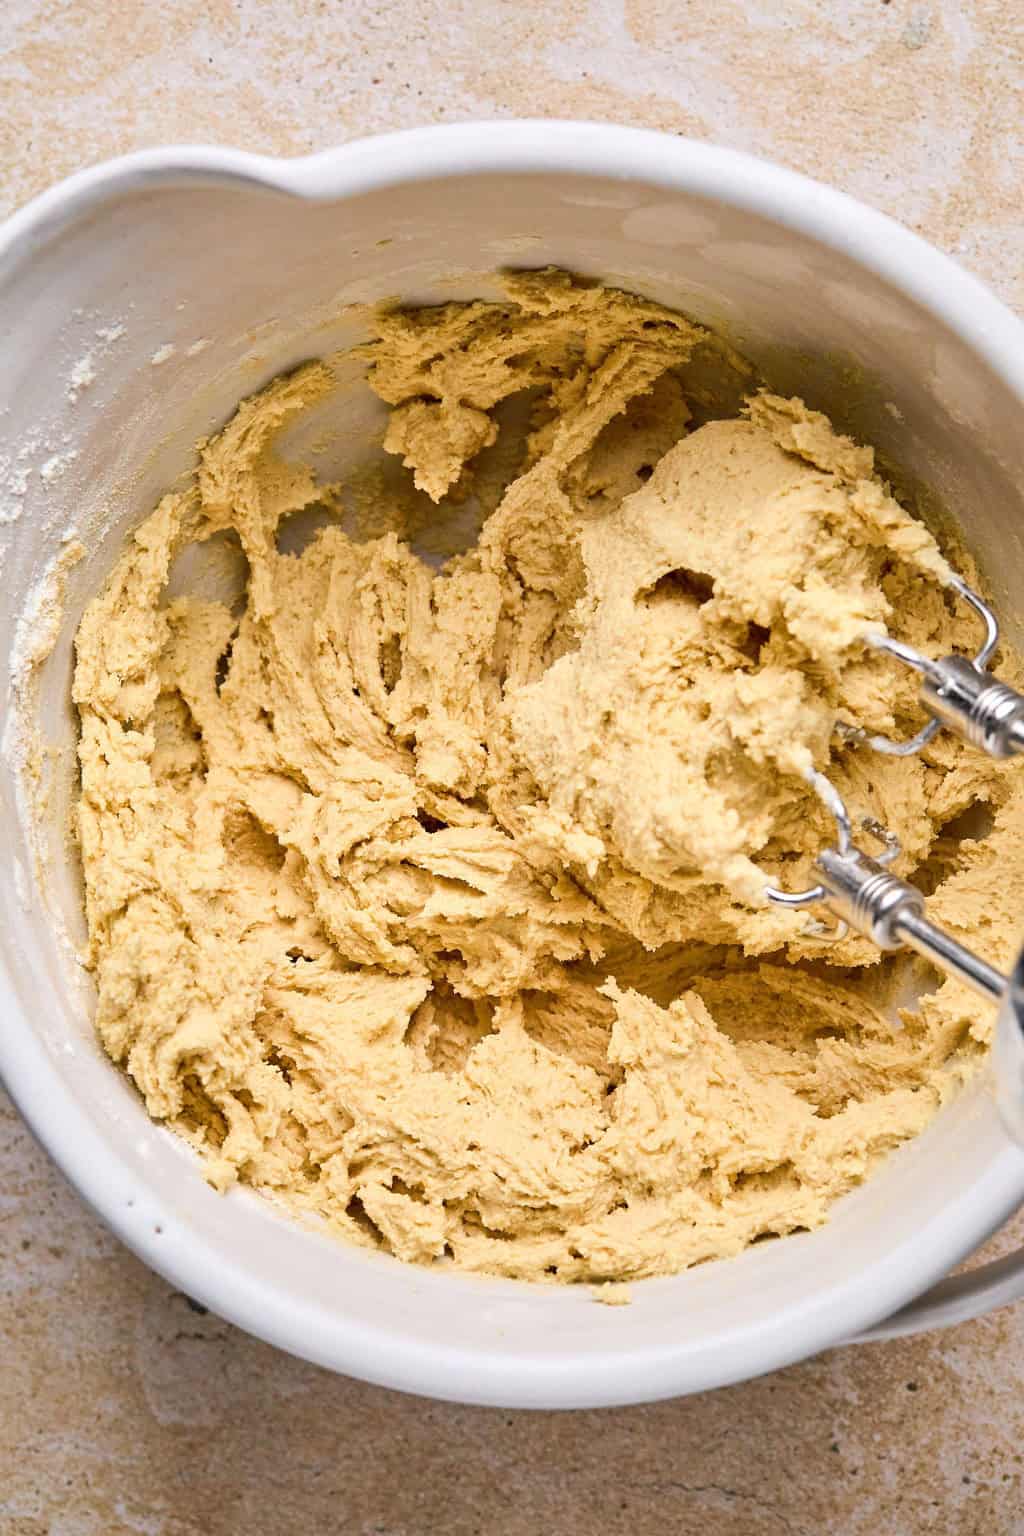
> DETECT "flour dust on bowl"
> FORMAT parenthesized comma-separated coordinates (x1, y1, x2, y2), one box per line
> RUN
(3, 123, 1024, 1409)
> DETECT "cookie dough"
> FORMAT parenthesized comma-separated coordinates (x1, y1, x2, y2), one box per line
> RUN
(73, 271, 1024, 1282)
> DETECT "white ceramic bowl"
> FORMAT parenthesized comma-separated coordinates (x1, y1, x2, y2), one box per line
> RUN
(2, 122, 1024, 1409)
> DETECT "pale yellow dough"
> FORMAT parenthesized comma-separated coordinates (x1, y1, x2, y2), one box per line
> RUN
(74, 271, 1024, 1283)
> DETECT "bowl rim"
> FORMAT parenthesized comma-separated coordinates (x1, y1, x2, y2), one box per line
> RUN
(3, 119, 1024, 1408)
(3, 118, 1024, 407)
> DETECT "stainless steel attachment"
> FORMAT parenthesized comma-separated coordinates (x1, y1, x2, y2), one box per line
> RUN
(864, 574, 1024, 758)
(765, 771, 1005, 1002)
(763, 571, 1024, 1144)
(764, 770, 1024, 1146)
(766, 574, 1024, 953)
(765, 771, 1024, 1144)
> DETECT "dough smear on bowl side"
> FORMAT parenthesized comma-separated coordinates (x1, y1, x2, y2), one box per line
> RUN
(72, 270, 1024, 1283)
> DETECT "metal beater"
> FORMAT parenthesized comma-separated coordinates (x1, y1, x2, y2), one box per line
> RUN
(764, 574, 1024, 1143)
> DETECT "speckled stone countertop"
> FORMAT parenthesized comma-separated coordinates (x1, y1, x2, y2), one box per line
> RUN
(2, 2, 1023, 1532)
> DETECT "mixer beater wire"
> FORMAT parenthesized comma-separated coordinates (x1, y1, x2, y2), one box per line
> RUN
(763, 572, 1024, 1025)
(761, 569, 1024, 1141)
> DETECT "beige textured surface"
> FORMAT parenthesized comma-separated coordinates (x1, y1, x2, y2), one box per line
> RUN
(2, 0, 1024, 1530)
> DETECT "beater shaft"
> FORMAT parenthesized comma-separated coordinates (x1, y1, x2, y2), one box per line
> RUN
(810, 842, 1024, 1144)
(814, 845, 1005, 1001)
(764, 770, 1024, 1145)
(919, 654, 1024, 758)
(867, 574, 1024, 757)
(896, 908, 1006, 1002)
